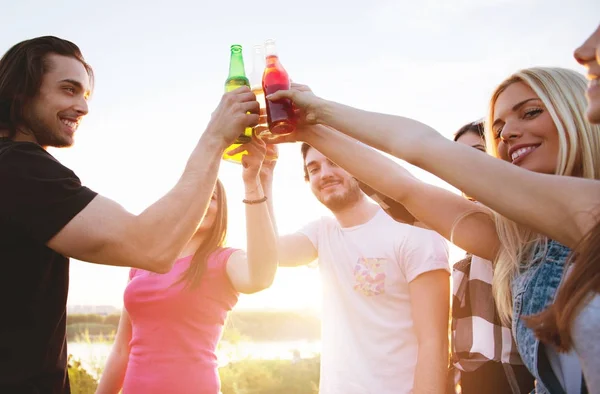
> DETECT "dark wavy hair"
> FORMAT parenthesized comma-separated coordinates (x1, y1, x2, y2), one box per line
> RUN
(453, 119, 484, 142)
(0, 36, 94, 138)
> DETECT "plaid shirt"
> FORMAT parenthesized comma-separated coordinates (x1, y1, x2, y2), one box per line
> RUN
(451, 254, 531, 393)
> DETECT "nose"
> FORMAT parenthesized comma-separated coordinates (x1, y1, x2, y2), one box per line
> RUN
(74, 96, 89, 116)
(574, 24, 600, 66)
(319, 162, 335, 180)
(500, 121, 522, 142)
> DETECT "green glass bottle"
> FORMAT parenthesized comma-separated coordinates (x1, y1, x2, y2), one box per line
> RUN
(223, 44, 253, 164)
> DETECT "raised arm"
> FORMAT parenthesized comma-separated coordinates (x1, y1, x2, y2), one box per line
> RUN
(269, 84, 600, 248)
(258, 145, 318, 268)
(48, 87, 260, 273)
(225, 138, 279, 294)
(299, 125, 499, 260)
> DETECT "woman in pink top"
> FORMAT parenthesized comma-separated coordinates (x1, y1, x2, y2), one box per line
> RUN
(96, 139, 279, 394)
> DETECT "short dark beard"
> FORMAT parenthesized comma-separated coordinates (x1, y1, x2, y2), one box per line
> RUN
(317, 180, 363, 212)
(22, 109, 71, 148)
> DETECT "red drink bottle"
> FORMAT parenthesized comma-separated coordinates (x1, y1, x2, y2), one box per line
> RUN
(262, 39, 295, 136)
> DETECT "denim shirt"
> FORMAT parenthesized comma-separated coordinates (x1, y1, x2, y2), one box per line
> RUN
(511, 240, 571, 394)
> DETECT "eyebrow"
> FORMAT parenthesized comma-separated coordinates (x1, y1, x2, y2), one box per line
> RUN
(492, 98, 541, 129)
(59, 78, 91, 97)
(305, 160, 318, 168)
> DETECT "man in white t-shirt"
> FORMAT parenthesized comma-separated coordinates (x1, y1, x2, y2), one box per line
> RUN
(262, 142, 450, 394)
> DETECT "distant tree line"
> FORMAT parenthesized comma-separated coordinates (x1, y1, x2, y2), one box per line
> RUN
(66, 310, 322, 342)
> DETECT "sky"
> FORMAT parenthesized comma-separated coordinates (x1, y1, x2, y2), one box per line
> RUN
(2, 0, 599, 311)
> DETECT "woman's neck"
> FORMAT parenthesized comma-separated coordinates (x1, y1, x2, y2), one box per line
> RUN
(179, 232, 207, 258)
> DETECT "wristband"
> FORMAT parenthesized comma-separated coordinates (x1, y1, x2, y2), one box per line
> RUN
(243, 196, 268, 205)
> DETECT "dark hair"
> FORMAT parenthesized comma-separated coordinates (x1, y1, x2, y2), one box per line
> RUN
(301, 142, 312, 181)
(0, 36, 94, 138)
(174, 179, 228, 289)
(453, 119, 484, 142)
(524, 219, 600, 351)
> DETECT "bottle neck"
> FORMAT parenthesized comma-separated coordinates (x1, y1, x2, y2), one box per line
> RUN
(265, 54, 280, 67)
(228, 52, 246, 78)
(250, 52, 264, 84)
(252, 56, 263, 73)
(265, 40, 277, 57)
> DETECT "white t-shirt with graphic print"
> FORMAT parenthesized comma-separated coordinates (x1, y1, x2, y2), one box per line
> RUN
(300, 208, 450, 394)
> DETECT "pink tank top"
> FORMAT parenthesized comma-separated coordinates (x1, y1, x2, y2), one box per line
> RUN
(122, 248, 239, 394)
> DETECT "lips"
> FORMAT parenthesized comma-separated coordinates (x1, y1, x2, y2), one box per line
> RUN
(588, 78, 600, 97)
(320, 181, 341, 191)
(59, 116, 80, 133)
(509, 144, 540, 165)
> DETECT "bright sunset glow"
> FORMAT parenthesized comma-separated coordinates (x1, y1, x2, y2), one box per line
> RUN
(3, 0, 597, 313)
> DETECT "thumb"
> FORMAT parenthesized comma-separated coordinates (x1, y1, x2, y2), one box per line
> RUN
(266, 90, 293, 101)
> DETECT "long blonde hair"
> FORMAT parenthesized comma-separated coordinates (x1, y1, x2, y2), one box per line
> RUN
(483, 67, 600, 325)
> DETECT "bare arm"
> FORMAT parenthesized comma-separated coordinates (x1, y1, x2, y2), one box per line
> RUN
(314, 99, 599, 248)
(95, 307, 133, 394)
(275, 233, 318, 267)
(409, 270, 450, 394)
(301, 125, 499, 260)
(48, 88, 260, 273)
(271, 85, 600, 248)
(257, 145, 318, 268)
(226, 139, 279, 294)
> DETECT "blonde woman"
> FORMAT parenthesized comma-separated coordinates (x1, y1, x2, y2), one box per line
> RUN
(268, 67, 600, 393)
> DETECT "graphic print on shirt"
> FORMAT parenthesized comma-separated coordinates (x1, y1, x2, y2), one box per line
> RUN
(353, 257, 387, 296)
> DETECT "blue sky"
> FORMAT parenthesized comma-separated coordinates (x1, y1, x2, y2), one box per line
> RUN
(3, 0, 599, 310)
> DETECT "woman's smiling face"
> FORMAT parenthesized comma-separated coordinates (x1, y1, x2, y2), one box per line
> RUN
(492, 81, 560, 174)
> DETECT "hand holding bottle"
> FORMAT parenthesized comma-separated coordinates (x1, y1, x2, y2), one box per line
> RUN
(207, 86, 260, 148)
(266, 82, 325, 127)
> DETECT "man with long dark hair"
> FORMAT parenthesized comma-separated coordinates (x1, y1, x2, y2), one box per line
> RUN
(0, 36, 259, 393)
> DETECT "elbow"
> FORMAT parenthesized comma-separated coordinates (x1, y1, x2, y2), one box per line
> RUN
(131, 248, 176, 274)
(258, 275, 276, 291)
(245, 276, 276, 294)
(244, 264, 278, 294)
(115, 224, 177, 273)
(146, 257, 176, 274)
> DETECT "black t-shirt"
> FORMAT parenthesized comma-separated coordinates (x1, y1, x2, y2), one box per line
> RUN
(0, 139, 97, 393)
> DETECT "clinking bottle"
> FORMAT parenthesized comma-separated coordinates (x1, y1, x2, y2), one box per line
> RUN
(222, 44, 252, 164)
(261, 39, 295, 136)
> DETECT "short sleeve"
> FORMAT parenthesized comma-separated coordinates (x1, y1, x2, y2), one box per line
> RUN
(400, 227, 450, 283)
(211, 247, 241, 303)
(298, 218, 326, 250)
(0, 143, 98, 243)
(129, 268, 139, 281)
